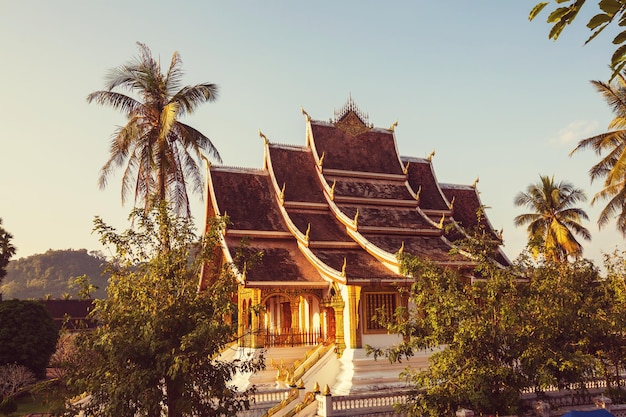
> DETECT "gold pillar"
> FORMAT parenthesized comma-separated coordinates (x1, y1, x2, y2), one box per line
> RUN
(250, 288, 263, 348)
(290, 297, 300, 345)
(346, 285, 362, 348)
(332, 295, 346, 354)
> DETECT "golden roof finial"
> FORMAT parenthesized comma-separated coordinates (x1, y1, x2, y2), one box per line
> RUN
(403, 160, 410, 175)
(415, 185, 422, 202)
(259, 129, 269, 145)
(450, 196, 455, 210)
(428, 150, 435, 161)
(330, 180, 336, 199)
(353, 208, 359, 228)
(341, 258, 347, 277)
(438, 214, 445, 229)
(313, 382, 320, 393)
(301, 107, 311, 122)
(317, 151, 325, 168)
(280, 183, 286, 205)
(473, 176, 479, 188)
(398, 241, 405, 254)
(297, 379, 305, 389)
(389, 120, 398, 132)
(305, 223, 311, 242)
(323, 384, 331, 396)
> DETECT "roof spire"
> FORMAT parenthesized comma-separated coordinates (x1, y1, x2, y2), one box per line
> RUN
(301, 107, 311, 122)
(333, 94, 370, 127)
(389, 120, 398, 132)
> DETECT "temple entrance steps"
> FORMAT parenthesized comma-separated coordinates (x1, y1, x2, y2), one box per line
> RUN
(227, 344, 435, 396)
(330, 348, 433, 395)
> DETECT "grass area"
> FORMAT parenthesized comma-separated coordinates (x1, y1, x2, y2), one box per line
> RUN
(9, 394, 50, 416)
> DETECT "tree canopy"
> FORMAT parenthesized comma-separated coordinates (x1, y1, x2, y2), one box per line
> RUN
(367, 235, 621, 416)
(0, 299, 58, 379)
(88, 42, 221, 216)
(0, 218, 16, 287)
(1, 249, 109, 300)
(570, 72, 626, 234)
(67, 204, 263, 417)
(530, 0, 626, 76)
(513, 175, 590, 262)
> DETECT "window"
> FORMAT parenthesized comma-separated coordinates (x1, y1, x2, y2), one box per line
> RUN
(363, 292, 397, 333)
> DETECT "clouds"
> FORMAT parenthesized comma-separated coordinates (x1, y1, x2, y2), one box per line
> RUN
(552, 120, 600, 147)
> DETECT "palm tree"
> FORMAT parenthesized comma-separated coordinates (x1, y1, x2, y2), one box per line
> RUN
(570, 72, 626, 234)
(514, 175, 591, 262)
(0, 217, 16, 285)
(88, 42, 221, 216)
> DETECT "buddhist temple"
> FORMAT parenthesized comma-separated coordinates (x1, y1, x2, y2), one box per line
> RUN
(200, 97, 509, 354)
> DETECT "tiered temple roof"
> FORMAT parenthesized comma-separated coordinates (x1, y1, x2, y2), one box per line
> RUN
(204, 98, 509, 289)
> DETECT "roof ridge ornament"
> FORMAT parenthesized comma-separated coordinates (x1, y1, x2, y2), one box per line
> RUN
(317, 151, 325, 169)
(333, 95, 373, 136)
(280, 183, 286, 205)
(259, 129, 269, 145)
(427, 150, 435, 161)
(301, 107, 311, 122)
(341, 258, 347, 277)
(473, 176, 479, 188)
(389, 120, 398, 132)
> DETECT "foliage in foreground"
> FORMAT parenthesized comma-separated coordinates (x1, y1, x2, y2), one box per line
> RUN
(0, 299, 58, 379)
(529, 1, 626, 77)
(66, 204, 264, 417)
(367, 238, 626, 416)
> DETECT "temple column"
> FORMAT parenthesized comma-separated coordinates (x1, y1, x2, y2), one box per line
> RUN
(249, 288, 263, 348)
(331, 295, 346, 354)
(290, 296, 300, 344)
(346, 285, 362, 348)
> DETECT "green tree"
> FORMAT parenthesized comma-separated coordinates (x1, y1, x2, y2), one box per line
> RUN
(518, 258, 599, 392)
(88, 42, 221, 216)
(367, 225, 607, 416)
(0, 218, 16, 287)
(368, 255, 527, 416)
(513, 175, 591, 262)
(0, 300, 59, 379)
(67, 204, 263, 417)
(591, 249, 626, 397)
(2, 249, 109, 300)
(570, 73, 626, 234)
(529, 0, 626, 76)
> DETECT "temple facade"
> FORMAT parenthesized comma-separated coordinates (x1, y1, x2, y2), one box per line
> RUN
(199, 98, 509, 353)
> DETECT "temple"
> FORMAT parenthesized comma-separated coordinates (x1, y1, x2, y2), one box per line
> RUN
(200, 97, 509, 353)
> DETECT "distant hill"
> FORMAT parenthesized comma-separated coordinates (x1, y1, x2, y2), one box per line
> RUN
(1, 249, 110, 300)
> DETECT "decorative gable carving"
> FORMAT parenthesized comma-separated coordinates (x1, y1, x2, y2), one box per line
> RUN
(333, 96, 372, 136)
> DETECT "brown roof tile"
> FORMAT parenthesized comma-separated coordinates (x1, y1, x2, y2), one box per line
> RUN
(268, 145, 326, 203)
(310, 248, 400, 281)
(337, 205, 437, 230)
(311, 122, 404, 175)
(225, 236, 325, 284)
(287, 210, 353, 242)
(328, 178, 413, 200)
(362, 234, 466, 263)
(402, 157, 450, 211)
(210, 169, 288, 232)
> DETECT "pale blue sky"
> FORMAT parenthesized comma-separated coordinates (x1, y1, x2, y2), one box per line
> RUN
(0, 1, 623, 267)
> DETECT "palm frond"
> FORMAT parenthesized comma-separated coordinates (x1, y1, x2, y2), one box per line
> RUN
(173, 84, 219, 115)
